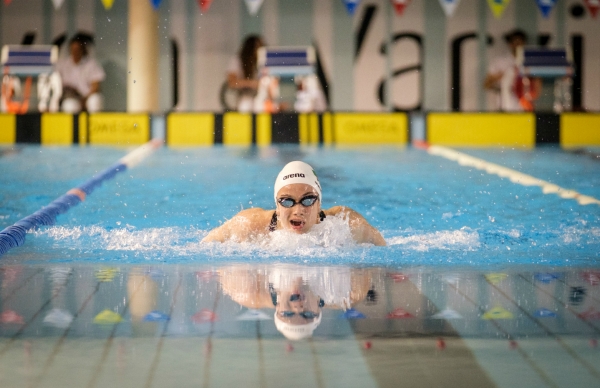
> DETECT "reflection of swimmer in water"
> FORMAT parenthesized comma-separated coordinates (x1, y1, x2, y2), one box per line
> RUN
(202, 161, 386, 245)
(219, 265, 373, 340)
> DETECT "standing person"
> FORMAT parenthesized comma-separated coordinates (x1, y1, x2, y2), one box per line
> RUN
(56, 33, 105, 113)
(484, 29, 540, 112)
(226, 35, 265, 112)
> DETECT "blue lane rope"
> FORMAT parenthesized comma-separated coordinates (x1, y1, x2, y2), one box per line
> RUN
(0, 140, 161, 257)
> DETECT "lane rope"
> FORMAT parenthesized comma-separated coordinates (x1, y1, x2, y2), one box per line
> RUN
(422, 143, 600, 207)
(0, 139, 163, 257)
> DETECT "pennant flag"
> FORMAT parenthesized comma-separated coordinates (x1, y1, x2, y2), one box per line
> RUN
(579, 307, 600, 320)
(534, 308, 557, 318)
(482, 306, 513, 320)
(1, 266, 21, 284)
(389, 272, 409, 282)
(534, 272, 560, 283)
(198, 0, 213, 13)
(340, 308, 366, 319)
(245, 0, 264, 16)
(391, 0, 412, 16)
(485, 273, 508, 285)
(585, 0, 600, 18)
(343, 0, 361, 15)
(536, 0, 557, 18)
(96, 268, 118, 282)
(387, 308, 414, 319)
(438, 0, 461, 17)
(192, 309, 218, 323)
(43, 308, 74, 328)
(150, 0, 162, 10)
(581, 271, 600, 286)
(195, 270, 216, 282)
(93, 310, 123, 324)
(143, 310, 170, 322)
(0, 310, 24, 324)
(146, 268, 164, 281)
(52, 0, 65, 10)
(431, 308, 463, 320)
(487, 0, 510, 19)
(236, 309, 271, 321)
(101, 0, 115, 10)
(441, 273, 461, 285)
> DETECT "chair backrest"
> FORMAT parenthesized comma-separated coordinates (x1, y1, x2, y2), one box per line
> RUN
(517, 47, 573, 78)
(257, 46, 315, 76)
(1, 45, 58, 75)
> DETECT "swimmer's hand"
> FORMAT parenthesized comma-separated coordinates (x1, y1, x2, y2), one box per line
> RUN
(325, 206, 386, 246)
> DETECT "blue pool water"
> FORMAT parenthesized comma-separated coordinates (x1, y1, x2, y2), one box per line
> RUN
(1, 145, 598, 268)
(1, 144, 599, 388)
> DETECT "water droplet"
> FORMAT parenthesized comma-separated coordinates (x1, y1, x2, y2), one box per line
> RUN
(107, 17, 111, 22)
(134, 123, 138, 128)
(128, 71, 131, 74)
(133, 80, 136, 83)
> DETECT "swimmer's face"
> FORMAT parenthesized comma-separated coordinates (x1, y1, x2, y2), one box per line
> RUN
(275, 281, 321, 325)
(276, 183, 321, 234)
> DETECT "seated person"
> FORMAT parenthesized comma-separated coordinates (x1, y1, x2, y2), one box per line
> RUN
(227, 35, 264, 112)
(202, 161, 386, 246)
(56, 34, 105, 113)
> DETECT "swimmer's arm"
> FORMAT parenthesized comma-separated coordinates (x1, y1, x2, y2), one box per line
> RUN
(201, 208, 269, 243)
(326, 206, 386, 246)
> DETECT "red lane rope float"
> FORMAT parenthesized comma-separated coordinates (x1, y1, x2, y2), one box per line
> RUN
(0, 139, 162, 256)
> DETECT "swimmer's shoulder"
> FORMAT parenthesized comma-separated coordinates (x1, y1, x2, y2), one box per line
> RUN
(202, 208, 273, 243)
(323, 206, 386, 246)
(323, 206, 355, 217)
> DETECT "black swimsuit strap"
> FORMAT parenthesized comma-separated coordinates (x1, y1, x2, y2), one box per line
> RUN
(269, 211, 278, 232)
(269, 211, 326, 232)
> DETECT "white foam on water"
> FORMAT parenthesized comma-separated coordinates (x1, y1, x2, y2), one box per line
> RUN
(561, 226, 600, 244)
(386, 227, 481, 251)
(33, 214, 361, 259)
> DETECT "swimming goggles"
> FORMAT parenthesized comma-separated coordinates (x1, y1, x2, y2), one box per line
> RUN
(279, 311, 320, 319)
(277, 195, 319, 208)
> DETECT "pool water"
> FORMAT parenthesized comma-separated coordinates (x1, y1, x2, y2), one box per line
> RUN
(0, 144, 599, 387)
(1, 145, 598, 267)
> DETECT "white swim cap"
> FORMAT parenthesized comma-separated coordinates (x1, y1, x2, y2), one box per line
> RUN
(274, 161, 322, 202)
(274, 311, 322, 341)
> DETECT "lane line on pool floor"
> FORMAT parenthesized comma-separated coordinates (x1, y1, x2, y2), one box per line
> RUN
(486, 276, 600, 381)
(420, 144, 600, 207)
(445, 280, 559, 388)
(519, 274, 600, 334)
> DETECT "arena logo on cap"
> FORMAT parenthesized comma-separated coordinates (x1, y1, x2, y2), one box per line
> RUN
(283, 173, 305, 180)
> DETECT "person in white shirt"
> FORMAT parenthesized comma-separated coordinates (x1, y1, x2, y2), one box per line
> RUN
(56, 34, 105, 113)
(484, 29, 539, 112)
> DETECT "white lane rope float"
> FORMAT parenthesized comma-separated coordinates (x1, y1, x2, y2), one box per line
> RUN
(424, 144, 600, 207)
(0, 139, 163, 256)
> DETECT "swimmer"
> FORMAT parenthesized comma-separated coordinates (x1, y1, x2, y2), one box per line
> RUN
(202, 161, 386, 246)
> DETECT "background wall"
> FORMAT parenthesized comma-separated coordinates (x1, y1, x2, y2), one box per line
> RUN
(0, 0, 598, 112)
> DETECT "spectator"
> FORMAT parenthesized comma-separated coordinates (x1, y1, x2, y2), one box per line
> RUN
(226, 35, 265, 112)
(56, 33, 105, 113)
(484, 28, 540, 111)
